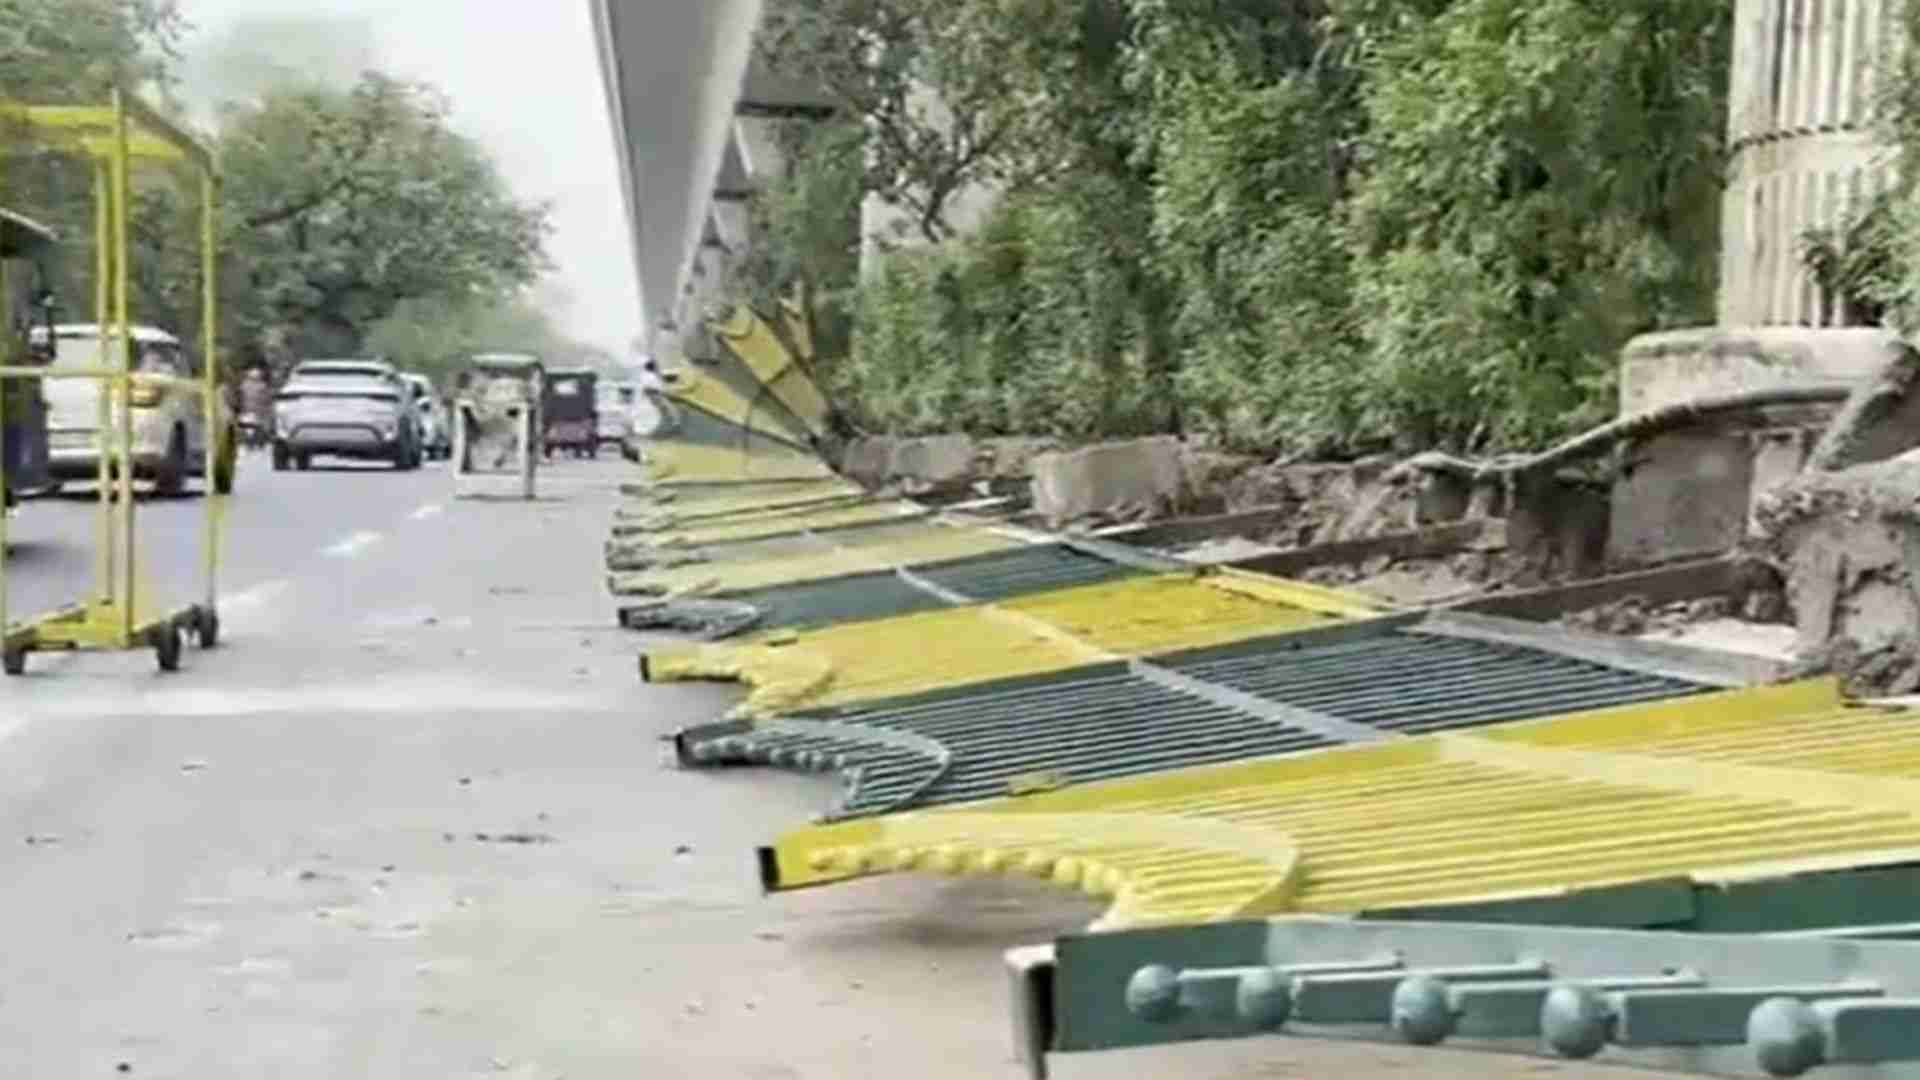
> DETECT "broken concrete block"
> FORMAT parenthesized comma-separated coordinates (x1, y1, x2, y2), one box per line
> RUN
(1753, 454, 1920, 658)
(1619, 326, 1899, 416)
(1511, 474, 1610, 580)
(1030, 436, 1186, 527)
(838, 437, 893, 488)
(1747, 429, 1810, 537)
(978, 437, 1061, 479)
(1416, 472, 1472, 525)
(1178, 449, 1260, 516)
(1608, 429, 1755, 565)
(890, 434, 975, 493)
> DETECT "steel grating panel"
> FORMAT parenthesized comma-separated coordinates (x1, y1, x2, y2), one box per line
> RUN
(615, 488, 869, 529)
(691, 346, 824, 443)
(911, 543, 1146, 603)
(643, 574, 1375, 716)
(706, 569, 951, 631)
(691, 663, 1336, 818)
(716, 307, 835, 434)
(618, 477, 861, 517)
(648, 386, 816, 456)
(663, 368, 816, 449)
(759, 679, 1920, 930)
(679, 543, 1150, 634)
(613, 496, 928, 549)
(681, 617, 1716, 819)
(639, 438, 834, 484)
(610, 493, 880, 540)
(1163, 630, 1705, 735)
(998, 574, 1379, 656)
(609, 520, 1021, 597)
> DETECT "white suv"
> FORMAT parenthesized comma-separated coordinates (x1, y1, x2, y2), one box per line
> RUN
(36, 323, 235, 496)
(400, 372, 450, 460)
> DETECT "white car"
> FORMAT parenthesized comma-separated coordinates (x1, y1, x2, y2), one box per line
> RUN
(400, 372, 451, 460)
(36, 323, 236, 496)
(595, 381, 637, 449)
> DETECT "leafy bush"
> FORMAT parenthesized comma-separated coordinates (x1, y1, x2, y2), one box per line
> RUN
(750, 0, 1732, 457)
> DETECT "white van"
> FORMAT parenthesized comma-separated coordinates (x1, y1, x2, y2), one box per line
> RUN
(36, 323, 235, 496)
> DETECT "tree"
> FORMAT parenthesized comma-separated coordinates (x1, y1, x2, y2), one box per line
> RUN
(0, 0, 187, 327)
(210, 73, 552, 370)
(362, 291, 582, 387)
(1, 3, 554, 383)
(734, 0, 1737, 456)
(754, 0, 1061, 247)
(1130, 0, 1365, 451)
(735, 117, 865, 362)
(0, 0, 182, 104)
(1344, 0, 1730, 450)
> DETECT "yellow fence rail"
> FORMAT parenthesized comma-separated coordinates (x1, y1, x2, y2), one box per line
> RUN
(756, 680, 1920, 930)
(643, 572, 1382, 716)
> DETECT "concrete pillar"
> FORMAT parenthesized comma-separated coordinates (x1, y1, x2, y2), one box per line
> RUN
(1720, 0, 1900, 327)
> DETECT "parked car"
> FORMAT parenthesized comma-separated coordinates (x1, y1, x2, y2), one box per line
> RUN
(290, 357, 400, 383)
(272, 371, 422, 471)
(400, 372, 451, 460)
(34, 323, 236, 496)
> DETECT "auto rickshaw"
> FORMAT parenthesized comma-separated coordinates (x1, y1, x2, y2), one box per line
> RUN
(0, 207, 56, 512)
(541, 366, 598, 459)
(451, 352, 544, 499)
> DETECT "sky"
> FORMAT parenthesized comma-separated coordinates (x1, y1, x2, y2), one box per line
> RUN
(174, 0, 643, 357)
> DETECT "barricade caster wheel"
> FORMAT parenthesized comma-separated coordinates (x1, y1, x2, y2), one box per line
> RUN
(152, 623, 183, 672)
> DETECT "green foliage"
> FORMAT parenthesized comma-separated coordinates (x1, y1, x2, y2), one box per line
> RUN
(211, 73, 552, 369)
(842, 191, 1164, 439)
(0, 0, 556, 385)
(756, 0, 1064, 246)
(0, 0, 182, 103)
(1802, 193, 1899, 329)
(362, 292, 602, 388)
(0, 0, 186, 331)
(735, 118, 865, 361)
(1799, 3, 1920, 333)
(753, 0, 1734, 456)
(1347, 0, 1728, 449)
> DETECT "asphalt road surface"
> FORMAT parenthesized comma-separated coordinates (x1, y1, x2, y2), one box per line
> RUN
(0, 450, 1668, 1079)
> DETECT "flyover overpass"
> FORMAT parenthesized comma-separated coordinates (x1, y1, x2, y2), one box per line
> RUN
(587, 0, 835, 359)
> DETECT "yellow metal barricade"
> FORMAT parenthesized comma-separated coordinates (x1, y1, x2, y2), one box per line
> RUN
(0, 90, 225, 675)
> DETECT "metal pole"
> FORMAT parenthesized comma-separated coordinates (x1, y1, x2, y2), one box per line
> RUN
(519, 408, 533, 499)
(92, 160, 112, 609)
(0, 254, 11, 643)
(111, 91, 134, 641)
(451, 401, 467, 496)
(199, 170, 217, 615)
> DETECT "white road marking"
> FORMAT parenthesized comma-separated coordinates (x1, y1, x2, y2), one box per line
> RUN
(217, 580, 291, 612)
(323, 530, 382, 558)
(409, 503, 444, 522)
